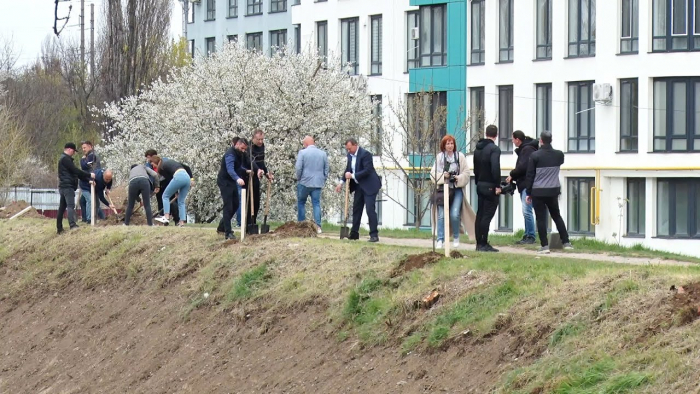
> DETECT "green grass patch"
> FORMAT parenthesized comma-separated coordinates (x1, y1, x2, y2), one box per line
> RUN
(549, 321, 585, 347)
(226, 264, 270, 301)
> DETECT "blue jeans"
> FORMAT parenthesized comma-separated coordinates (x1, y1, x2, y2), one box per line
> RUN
(437, 188, 463, 242)
(297, 184, 322, 226)
(163, 170, 191, 222)
(521, 188, 536, 238)
(81, 190, 105, 221)
(236, 184, 242, 226)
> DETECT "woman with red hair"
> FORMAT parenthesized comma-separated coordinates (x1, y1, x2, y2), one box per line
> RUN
(430, 135, 476, 248)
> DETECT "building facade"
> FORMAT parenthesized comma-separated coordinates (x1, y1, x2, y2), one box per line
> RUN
(467, 0, 700, 257)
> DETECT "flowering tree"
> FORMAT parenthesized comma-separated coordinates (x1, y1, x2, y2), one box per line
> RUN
(97, 44, 374, 221)
(0, 72, 31, 202)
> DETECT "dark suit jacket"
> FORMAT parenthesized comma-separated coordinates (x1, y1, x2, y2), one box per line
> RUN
(344, 147, 381, 195)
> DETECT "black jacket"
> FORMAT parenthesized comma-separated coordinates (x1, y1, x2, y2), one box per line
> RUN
(343, 147, 381, 195)
(509, 138, 539, 193)
(523, 144, 565, 197)
(249, 143, 268, 174)
(473, 139, 501, 187)
(58, 153, 92, 190)
(158, 158, 193, 182)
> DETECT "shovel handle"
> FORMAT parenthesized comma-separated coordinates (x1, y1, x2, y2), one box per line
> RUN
(106, 193, 119, 215)
(343, 181, 350, 223)
(264, 179, 272, 217)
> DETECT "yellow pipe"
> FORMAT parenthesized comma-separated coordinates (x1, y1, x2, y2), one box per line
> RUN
(590, 186, 596, 226)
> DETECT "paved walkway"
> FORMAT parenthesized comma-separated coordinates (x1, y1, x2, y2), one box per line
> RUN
(318, 233, 697, 268)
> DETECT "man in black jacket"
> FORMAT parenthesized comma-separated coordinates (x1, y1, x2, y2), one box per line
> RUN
(473, 125, 502, 252)
(57, 143, 95, 234)
(248, 130, 274, 226)
(216, 138, 250, 240)
(523, 131, 574, 254)
(506, 130, 539, 244)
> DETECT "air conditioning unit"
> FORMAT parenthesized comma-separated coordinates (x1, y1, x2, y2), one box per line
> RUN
(593, 83, 613, 105)
(410, 27, 420, 40)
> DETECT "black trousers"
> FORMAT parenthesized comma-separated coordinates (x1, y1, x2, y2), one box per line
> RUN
(475, 185, 499, 247)
(57, 188, 77, 231)
(218, 182, 239, 235)
(250, 176, 261, 224)
(125, 178, 153, 226)
(157, 179, 179, 222)
(350, 189, 379, 238)
(532, 196, 570, 247)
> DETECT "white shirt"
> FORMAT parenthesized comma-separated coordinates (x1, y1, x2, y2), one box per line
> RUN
(350, 151, 358, 182)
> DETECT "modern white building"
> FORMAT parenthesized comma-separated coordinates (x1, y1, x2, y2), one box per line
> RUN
(467, 0, 700, 256)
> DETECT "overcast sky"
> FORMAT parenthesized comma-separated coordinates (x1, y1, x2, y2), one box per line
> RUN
(0, 0, 184, 67)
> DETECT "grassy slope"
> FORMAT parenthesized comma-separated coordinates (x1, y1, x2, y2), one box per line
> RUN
(2, 219, 700, 393)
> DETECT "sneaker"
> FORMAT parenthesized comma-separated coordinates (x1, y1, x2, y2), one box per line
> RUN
(482, 244, 499, 253)
(155, 217, 169, 225)
(452, 238, 460, 248)
(176, 222, 185, 228)
(69, 225, 80, 230)
(563, 242, 574, 250)
(225, 232, 236, 240)
(537, 246, 551, 254)
(436, 240, 443, 249)
(317, 227, 322, 234)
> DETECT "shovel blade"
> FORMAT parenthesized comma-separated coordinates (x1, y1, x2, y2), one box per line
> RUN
(246, 225, 259, 235)
(260, 224, 270, 234)
(340, 227, 349, 239)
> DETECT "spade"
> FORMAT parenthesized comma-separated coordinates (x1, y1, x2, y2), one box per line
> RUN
(340, 181, 350, 239)
(260, 180, 272, 234)
(246, 173, 259, 235)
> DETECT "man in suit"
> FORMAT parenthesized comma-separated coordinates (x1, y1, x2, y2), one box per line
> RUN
(295, 136, 329, 232)
(334, 138, 381, 243)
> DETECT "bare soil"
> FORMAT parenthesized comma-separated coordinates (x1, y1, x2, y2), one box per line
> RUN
(245, 221, 318, 243)
(0, 200, 47, 220)
(391, 252, 443, 278)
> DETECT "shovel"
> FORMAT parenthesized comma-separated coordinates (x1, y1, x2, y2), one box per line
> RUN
(246, 173, 259, 235)
(260, 179, 272, 234)
(106, 193, 121, 220)
(340, 181, 350, 239)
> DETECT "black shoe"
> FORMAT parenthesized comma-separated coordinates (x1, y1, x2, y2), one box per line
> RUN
(216, 227, 225, 234)
(57, 228, 65, 235)
(69, 225, 79, 230)
(348, 232, 360, 240)
(517, 236, 536, 245)
(368, 236, 379, 243)
(225, 232, 236, 240)
(483, 244, 499, 252)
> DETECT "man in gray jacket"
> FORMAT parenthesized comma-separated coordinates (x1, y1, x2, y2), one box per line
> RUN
(295, 136, 329, 232)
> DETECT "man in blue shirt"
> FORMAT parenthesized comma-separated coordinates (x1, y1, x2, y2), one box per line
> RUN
(93, 168, 115, 217)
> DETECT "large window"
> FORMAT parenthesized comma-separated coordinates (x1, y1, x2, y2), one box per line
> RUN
(568, 81, 595, 152)
(627, 178, 645, 236)
(420, 5, 447, 67)
(568, 178, 595, 234)
(407, 11, 420, 70)
(407, 178, 431, 227)
(205, 37, 216, 56)
(469, 87, 485, 152)
(270, 0, 286, 13)
(371, 95, 383, 154)
(187, 3, 195, 23)
(341, 18, 359, 75)
(270, 29, 287, 55)
(499, 0, 514, 62)
(498, 85, 514, 152)
(621, 0, 638, 53)
(653, 0, 700, 51)
(470, 177, 478, 211)
(227, 35, 238, 43)
(247, 0, 262, 15)
(657, 178, 700, 237)
(294, 24, 301, 54)
(536, 83, 552, 137)
(499, 177, 513, 231)
(620, 79, 638, 152)
(246, 32, 262, 51)
(317, 21, 328, 61)
(370, 15, 383, 75)
(653, 78, 700, 152)
(206, 0, 216, 20)
(471, 0, 485, 65)
(188, 39, 195, 58)
(228, 0, 238, 17)
(536, 0, 552, 59)
(568, 0, 596, 57)
(407, 92, 447, 153)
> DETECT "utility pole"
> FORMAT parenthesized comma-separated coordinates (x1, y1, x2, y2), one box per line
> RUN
(80, 0, 85, 68)
(90, 3, 95, 77)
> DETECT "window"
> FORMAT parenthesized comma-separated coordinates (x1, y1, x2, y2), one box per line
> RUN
(653, 0, 700, 51)
(406, 178, 431, 227)
(205, 37, 216, 56)
(206, 0, 216, 20)
(270, 29, 287, 55)
(627, 178, 645, 236)
(247, 0, 262, 15)
(471, 0, 485, 64)
(407, 11, 420, 70)
(228, 0, 238, 17)
(469, 87, 485, 152)
(499, 178, 513, 231)
(536, 83, 552, 137)
(498, 85, 514, 152)
(568, 81, 595, 152)
(188, 39, 195, 58)
(499, 0, 514, 62)
(620, 79, 638, 151)
(270, 0, 286, 12)
(536, 0, 552, 59)
(470, 177, 478, 211)
(294, 24, 301, 54)
(420, 4, 447, 67)
(187, 3, 195, 23)
(227, 35, 238, 43)
(370, 15, 383, 75)
(377, 194, 383, 226)
(653, 78, 700, 152)
(620, 0, 638, 53)
(657, 178, 700, 237)
(246, 32, 262, 51)
(568, 0, 596, 57)
(371, 95, 383, 154)
(317, 21, 328, 60)
(407, 92, 447, 153)
(567, 178, 595, 234)
(341, 18, 359, 75)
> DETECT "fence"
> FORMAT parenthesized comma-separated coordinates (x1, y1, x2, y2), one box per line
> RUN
(0, 187, 103, 219)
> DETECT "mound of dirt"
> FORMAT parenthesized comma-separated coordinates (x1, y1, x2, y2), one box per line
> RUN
(272, 221, 318, 238)
(97, 209, 149, 226)
(669, 283, 700, 326)
(0, 201, 47, 220)
(391, 252, 443, 277)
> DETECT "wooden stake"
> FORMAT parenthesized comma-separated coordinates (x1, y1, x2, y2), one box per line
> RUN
(9, 206, 32, 220)
(240, 188, 247, 241)
(444, 183, 450, 257)
(91, 181, 96, 226)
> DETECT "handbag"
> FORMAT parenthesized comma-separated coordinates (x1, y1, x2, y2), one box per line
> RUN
(432, 187, 455, 206)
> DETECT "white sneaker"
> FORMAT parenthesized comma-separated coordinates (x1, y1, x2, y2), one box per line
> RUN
(436, 240, 443, 249)
(316, 227, 322, 234)
(155, 217, 169, 225)
(453, 238, 460, 248)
